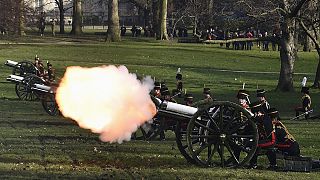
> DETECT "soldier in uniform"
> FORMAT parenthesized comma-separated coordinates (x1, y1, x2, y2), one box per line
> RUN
(34, 55, 45, 77)
(267, 108, 300, 157)
(184, 93, 193, 106)
(151, 81, 161, 98)
(175, 68, 183, 96)
(47, 61, 55, 84)
(237, 89, 250, 109)
(248, 101, 277, 170)
(203, 88, 212, 100)
(295, 86, 312, 119)
(257, 89, 270, 111)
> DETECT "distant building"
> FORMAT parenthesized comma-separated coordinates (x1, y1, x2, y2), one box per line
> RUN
(30, 0, 141, 26)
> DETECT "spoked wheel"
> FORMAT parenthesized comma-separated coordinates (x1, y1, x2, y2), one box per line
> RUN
(175, 120, 196, 164)
(41, 93, 59, 116)
(187, 101, 258, 168)
(13, 61, 37, 76)
(15, 74, 44, 101)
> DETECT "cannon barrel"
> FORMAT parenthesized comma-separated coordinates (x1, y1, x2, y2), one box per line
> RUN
(5, 60, 19, 68)
(31, 83, 56, 94)
(6, 75, 24, 83)
(153, 97, 198, 120)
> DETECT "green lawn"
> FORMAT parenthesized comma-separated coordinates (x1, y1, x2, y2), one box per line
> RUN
(0, 35, 320, 179)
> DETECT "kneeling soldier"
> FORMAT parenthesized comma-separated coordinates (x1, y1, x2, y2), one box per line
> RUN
(249, 101, 277, 170)
(295, 86, 312, 119)
(268, 108, 300, 157)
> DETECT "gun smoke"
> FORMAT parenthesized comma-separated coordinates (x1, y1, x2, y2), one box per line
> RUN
(55, 65, 156, 143)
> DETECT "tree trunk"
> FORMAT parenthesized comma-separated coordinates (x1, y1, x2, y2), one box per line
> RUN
(303, 32, 312, 52)
(312, 43, 320, 87)
(18, 0, 25, 36)
(70, 0, 82, 35)
(58, 0, 65, 34)
(106, 0, 120, 42)
(277, 16, 296, 92)
(208, 0, 214, 26)
(152, 0, 160, 38)
(157, 0, 168, 40)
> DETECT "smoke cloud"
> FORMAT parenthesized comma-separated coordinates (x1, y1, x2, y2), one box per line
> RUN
(55, 65, 156, 143)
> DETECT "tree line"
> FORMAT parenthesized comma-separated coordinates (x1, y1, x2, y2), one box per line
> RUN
(0, 0, 319, 91)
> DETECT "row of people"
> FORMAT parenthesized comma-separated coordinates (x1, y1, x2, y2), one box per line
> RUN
(151, 82, 315, 170)
(34, 55, 55, 84)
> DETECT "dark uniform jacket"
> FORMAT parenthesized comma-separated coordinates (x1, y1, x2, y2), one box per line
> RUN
(255, 115, 275, 148)
(302, 94, 311, 111)
(273, 120, 300, 156)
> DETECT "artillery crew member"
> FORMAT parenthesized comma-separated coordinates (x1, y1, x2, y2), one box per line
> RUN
(34, 55, 45, 77)
(257, 89, 270, 111)
(47, 61, 55, 83)
(190, 88, 213, 108)
(237, 89, 250, 109)
(184, 93, 194, 106)
(295, 86, 312, 119)
(176, 68, 183, 94)
(161, 86, 176, 103)
(152, 81, 162, 98)
(203, 88, 212, 100)
(268, 108, 300, 157)
(249, 101, 277, 170)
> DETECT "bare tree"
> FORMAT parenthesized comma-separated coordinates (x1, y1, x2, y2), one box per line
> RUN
(55, 0, 73, 34)
(239, 0, 309, 92)
(298, 0, 320, 87)
(106, 0, 120, 42)
(70, 0, 82, 35)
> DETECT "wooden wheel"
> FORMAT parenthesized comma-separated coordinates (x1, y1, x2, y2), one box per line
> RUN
(175, 120, 196, 164)
(15, 74, 44, 101)
(13, 61, 37, 77)
(187, 101, 258, 168)
(41, 93, 59, 116)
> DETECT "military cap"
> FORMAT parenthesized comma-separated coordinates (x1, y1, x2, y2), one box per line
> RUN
(160, 81, 166, 88)
(249, 101, 264, 113)
(203, 88, 211, 95)
(301, 86, 309, 94)
(154, 81, 161, 90)
(256, 89, 266, 97)
(267, 108, 279, 119)
(237, 89, 249, 99)
(161, 87, 170, 96)
(184, 93, 193, 101)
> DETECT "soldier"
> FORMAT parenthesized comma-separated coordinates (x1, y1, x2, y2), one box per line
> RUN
(184, 93, 193, 106)
(176, 68, 183, 94)
(47, 61, 55, 83)
(203, 87, 212, 100)
(257, 89, 270, 111)
(34, 55, 45, 77)
(152, 81, 161, 98)
(295, 86, 312, 119)
(161, 86, 176, 103)
(237, 89, 250, 109)
(267, 108, 300, 157)
(248, 101, 277, 170)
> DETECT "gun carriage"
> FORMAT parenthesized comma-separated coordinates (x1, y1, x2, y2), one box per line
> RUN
(5, 60, 55, 101)
(149, 97, 258, 167)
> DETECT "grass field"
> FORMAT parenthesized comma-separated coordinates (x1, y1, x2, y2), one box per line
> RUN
(0, 34, 320, 179)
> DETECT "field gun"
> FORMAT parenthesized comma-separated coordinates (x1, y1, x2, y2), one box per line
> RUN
(5, 60, 55, 101)
(149, 97, 258, 167)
